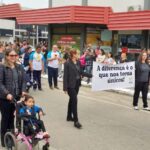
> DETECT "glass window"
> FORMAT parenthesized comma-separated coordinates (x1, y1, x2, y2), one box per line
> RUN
(119, 34, 143, 49)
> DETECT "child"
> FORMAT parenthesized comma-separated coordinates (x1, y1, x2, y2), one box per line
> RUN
(19, 95, 49, 139)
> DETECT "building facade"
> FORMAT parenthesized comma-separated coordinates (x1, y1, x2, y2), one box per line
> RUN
(0, 19, 15, 43)
(51, 0, 150, 12)
(50, 0, 150, 60)
(1, 3, 150, 60)
(15, 24, 48, 47)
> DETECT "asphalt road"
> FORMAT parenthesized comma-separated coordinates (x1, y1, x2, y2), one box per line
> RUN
(28, 79, 150, 150)
(2, 79, 150, 150)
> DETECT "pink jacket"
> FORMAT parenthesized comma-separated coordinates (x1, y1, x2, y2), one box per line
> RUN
(79, 55, 86, 66)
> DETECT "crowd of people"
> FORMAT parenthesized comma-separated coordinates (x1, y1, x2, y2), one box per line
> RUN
(0, 40, 150, 147)
(0, 40, 137, 88)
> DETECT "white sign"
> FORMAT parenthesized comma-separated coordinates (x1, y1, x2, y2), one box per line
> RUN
(92, 62, 135, 91)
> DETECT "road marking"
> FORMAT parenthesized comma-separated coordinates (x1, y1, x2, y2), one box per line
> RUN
(60, 90, 150, 114)
(79, 94, 150, 114)
(79, 94, 132, 109)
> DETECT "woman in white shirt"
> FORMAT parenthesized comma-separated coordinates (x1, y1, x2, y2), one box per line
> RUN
(104, 52, 116, 65)
(96, 49, 106, 63)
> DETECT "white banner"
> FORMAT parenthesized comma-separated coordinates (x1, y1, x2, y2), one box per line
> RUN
(92, 62, 135, 91)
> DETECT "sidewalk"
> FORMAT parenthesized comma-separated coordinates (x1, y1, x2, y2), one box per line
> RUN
(41, 74, 150, 99)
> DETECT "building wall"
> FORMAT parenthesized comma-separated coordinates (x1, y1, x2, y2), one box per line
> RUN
(53, 0, 81, 7)
(0, 19, 15, 43)
(89, 0, 144, 12)
(0, 37, 13, 43)
(0, 19, 15, 30)
(52, 0, 146, 12)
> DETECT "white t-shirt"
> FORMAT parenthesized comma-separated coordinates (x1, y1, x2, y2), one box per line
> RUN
(47, 51, 61, 68)
(30, 52, 44, 70)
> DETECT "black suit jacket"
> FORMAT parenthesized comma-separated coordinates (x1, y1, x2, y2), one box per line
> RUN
(63, 59, 92, 91)
(63, 60, 81, 91)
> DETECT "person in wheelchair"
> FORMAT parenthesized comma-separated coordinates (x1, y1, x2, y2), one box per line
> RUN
(19, 95, 49, 139)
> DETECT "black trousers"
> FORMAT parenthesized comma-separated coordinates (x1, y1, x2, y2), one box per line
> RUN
(133, 82, 149, 108)
(33, 70, 42, 89)
(67, 80, 80, 122)
(25, 119, 46, 135)
(0, 100, 15, 146)
(48, 67, 58, 87)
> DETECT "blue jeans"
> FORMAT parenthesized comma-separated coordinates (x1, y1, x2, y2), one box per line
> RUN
(85, 66, 92, 83)
(48, 66, 58, 87)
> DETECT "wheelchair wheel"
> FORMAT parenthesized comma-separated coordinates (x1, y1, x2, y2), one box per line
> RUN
(42, 143, 49, 150)
(4, 132, 17, 150)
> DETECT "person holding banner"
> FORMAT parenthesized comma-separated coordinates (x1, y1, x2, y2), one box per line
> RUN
(104, 52, 116, 65)
(119, 53, 128, 63)
(63, 49, 92, 129)
(133, 51, 150, 110)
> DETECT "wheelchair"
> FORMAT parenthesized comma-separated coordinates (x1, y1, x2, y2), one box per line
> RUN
(4, 99, 50, 150)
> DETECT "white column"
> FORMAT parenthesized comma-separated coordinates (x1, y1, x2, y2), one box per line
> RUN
(36, 25, 39, 45)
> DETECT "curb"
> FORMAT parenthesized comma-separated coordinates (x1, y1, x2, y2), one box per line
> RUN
(41, 75, 150, 99)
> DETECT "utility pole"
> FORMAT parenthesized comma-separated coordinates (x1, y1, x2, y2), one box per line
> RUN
(48, 0, 52, 50)
(49, 0, 52, 8)
(36, 25, 39, 45)
(82, 0, 88, 6)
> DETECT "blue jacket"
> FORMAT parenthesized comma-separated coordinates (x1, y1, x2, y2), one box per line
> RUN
(19, 105, 42, 120)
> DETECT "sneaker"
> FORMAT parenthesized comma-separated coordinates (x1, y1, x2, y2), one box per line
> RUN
(134, 106, 139, 110)
(143, 107, 150, 111)
(54, 86, 59, 90)
(35, 133, 43, 139)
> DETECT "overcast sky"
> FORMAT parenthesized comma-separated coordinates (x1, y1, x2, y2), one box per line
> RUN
(3, 0, 49, 9)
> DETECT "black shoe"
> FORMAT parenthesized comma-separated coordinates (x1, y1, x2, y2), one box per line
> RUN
(50, 86, 53, 90)
(54, 86, 59, 90)
(38, 88, 43, 91)
(74, 121, 82, 129)
(67, 117, 74, 122)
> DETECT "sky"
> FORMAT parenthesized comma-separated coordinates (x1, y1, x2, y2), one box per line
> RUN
(2, 0, 49, 9)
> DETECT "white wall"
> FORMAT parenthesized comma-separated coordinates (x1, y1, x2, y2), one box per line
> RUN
(0, 19, 15, 43)
(53, 0, 82, 7)
(0, 19, 15, 30)
(88, 0, 144, 12)
(0, 37, 14, 43)
(52, 0, 145, 12)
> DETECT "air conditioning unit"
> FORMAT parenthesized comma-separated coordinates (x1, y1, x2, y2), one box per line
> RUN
(128, 5, 142, 11)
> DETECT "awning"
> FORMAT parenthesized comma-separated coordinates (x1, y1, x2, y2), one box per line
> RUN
(0, 4, 111, 25)
(108, 11, 150, 30)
